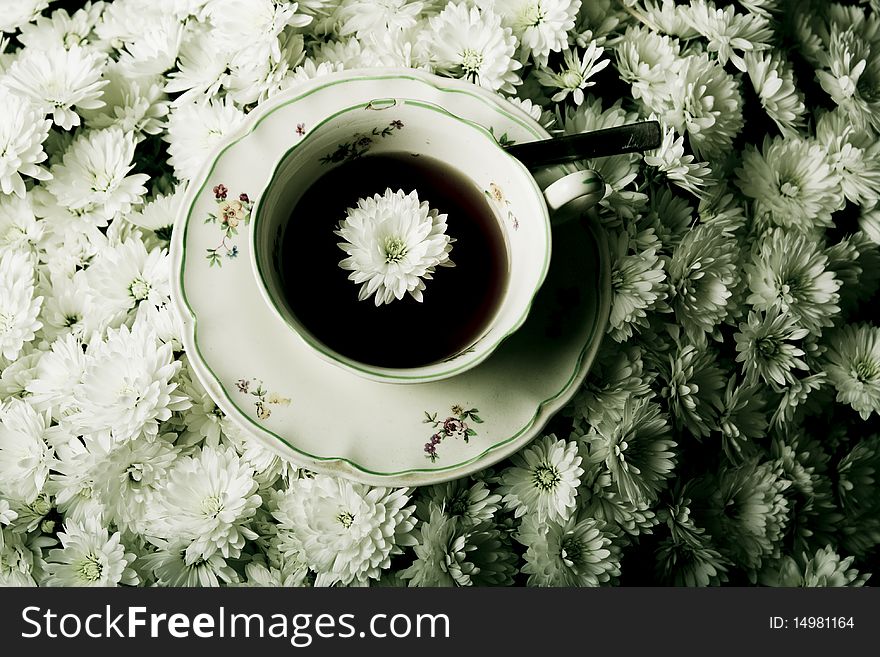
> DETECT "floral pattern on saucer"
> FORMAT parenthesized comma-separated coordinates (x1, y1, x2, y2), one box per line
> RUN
(423, 405, 483, 462)
(205, 184, 253, 267)
(319, 119, 404, 164)
(235, 377, 290, 420)
(486, 182, 519, 230)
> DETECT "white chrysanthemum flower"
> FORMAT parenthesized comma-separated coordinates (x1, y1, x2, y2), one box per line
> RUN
(284, 57, 344, 88)
(666, 222, 740, 341)
(517, 513, 621, 587)
(313, 36, 369, 68)
(656, 342, 725, 438)
(36, 270, 102, 342)
(0, 249, 42, 361)
(272, 475, 417, 587)
(43, 517, 139, 587)
(0, 528, 46, 586)
(224, 29, 305, 106)
(70, 323, 188, 442)
(127, 188, 183, 241)
(816, 25, 880, 134)
(86, 237, 170, 327)
(47, 435, 107, 525)
(87, 432, 179, 534)
(17, 3, 105, 52)
(81, 66, 170, 140)
(744, 50, 807, 137)
(164, 98, 246, 181)
(428, 2, 522, 94)
(640, 0, 700, 38)
(735, 308, 810, 387)
(607, 224, 667, 342)
(489, 0, 580, 67)
(116, 15, 183, 78)
(336, 188, 455, 306)
(25, 332, 87, 421)
(141, 538, 240, 587)
(46, 127, 149, 227)
(582, 397, 677, 505)
(682, 0, 772, 71)
(133, 300, 182, 352)
(736, 136, 843, 232)
(644, 120, 714, 198)
(0, 193, 43, 254)
(498, 434, 584, 523)
(662, 52, 744, 161)
(535, 43, 610, 105)
(824, 323, 880, 421)
(149, 446, 261, 564)
(614, 25, 680, 112)
(415, 479, 502, 527)
(164, 24, 232, 106)
(4, 44, 107, 130)
(208, 0, 312, 71)
(0, 0, 50, 33)
(339, 0, 423, 38)
(0, 398, 59, 504)
(745, 228, 842, 333)
(816, 110, 880, 207)
(0, 87, 52, 197)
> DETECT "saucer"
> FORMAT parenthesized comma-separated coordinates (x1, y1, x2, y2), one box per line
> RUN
(170, 68, 611, 487)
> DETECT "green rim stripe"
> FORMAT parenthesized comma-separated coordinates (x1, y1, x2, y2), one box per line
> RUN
(177, 72, 608, 477)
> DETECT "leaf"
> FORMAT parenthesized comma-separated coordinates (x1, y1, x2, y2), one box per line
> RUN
(470, 414, 483, 424)
(466, 428, 476, 436)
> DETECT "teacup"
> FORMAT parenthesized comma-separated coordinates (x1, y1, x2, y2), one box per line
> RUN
(251, 98, 602, 384)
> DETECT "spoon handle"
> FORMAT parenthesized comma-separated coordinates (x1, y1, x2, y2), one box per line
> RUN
(504, 120, 661, 168)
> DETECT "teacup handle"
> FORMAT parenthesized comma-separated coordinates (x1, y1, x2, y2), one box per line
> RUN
(541, 170, 605, 225)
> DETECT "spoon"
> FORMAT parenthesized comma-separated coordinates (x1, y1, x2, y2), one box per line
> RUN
(504, 120, 662, 168)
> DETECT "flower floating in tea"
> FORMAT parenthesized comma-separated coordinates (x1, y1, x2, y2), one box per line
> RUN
(335, 188, 455, 306)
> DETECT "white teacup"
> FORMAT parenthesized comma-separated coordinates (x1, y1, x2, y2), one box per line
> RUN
(251, 98, 602, 384)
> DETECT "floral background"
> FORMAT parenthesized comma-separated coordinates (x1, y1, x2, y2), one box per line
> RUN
(1, 0, 879, 587)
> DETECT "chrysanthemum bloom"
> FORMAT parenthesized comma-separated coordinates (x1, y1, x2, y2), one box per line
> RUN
(164, 97, 246, 181)
(498, 434, 583, 523)
(0, 249, 42, 361)
(0, 399, 60, 504)
(655, 497, 730, 586)
(518, 513, 621, 586)
(643, 121, 713, 198)
(771, 433, 839, 556)
(640, 0, 700, 38)
(86, 237, 170, 327)
(736, 136, 843, 232)
(5, 44, 107, 130)
(801, 545, 870, 587)
(0, 528, 46, 586)
(0, 193, 43, 254)
(655, 342, 725, 439)
(606, 224, 667, 342)
(339, 0, 423, 39)
(273, 475, 417, 586)
(141, 538, 241, 587)
(823, 323, 880, 420)
(682, 0, 773, 71)
(745, 228, 842, 333)
(535, 43, 610, 105)
(87, 432, 180, 535)
(127, 189, 183, 242)
(149, 446, 261, 564)
(116, 15, 184, 77)
(82, 65, 170, 140)
(0, 0, 50, 33)
(43, 517, 139, 587)
(336, 188, 455, 306)
(26, 333, 88, 424)
(490, 0, 580, 67)
(402, 504, 517, 586)
(428, 2, 522, 94)
(614, 25, 680, 112)
(569, 344, 654, 427)
(163, 23, 232, 106)
(46, 127, 149, 227)
(16, 3, 105, 51)
(815, 110, 880, 207)
(415, 479, 502, 526)
(0, 87, 52, 198)
(583, 397, 677, 505)
(717, 379, 768, 461)
(666, 223, 739, 342)
(661, 53, 744, 161)
(734, 308, 810, 387)
(691, 459, 790, 577)
(70, 323, 188, 442)
(837, 434, 880, 518)
(744, 50, 807, 137)
(578, 465, 658, 537)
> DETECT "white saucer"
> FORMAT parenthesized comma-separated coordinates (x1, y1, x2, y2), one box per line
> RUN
(170, 69, 610, 486)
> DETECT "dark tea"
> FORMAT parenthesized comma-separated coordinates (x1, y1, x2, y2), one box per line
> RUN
(278, 152, 509, 368)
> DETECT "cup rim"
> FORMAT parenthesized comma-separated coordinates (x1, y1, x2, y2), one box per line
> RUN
(249, 98, 551, 384)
